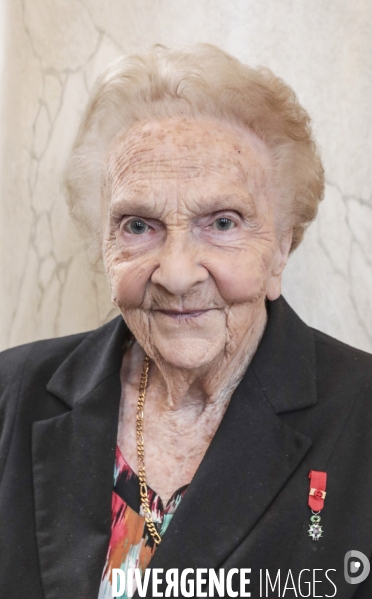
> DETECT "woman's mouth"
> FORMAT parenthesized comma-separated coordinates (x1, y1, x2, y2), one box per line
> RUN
(155, 309, 211, 319)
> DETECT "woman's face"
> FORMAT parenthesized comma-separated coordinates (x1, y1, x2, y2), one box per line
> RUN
(103, 117, 291, 369)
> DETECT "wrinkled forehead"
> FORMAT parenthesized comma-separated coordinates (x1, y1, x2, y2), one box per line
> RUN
(105, 117, 271, 193)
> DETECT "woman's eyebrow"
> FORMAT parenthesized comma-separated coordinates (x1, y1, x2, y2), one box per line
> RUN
(199, 192, 256, 211)
(109, 195, 165, 220)
(110, 199, 150, 216)
(110, 190, 256, 213)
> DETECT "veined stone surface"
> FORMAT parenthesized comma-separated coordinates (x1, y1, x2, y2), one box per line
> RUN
(1, 0, 371, 351)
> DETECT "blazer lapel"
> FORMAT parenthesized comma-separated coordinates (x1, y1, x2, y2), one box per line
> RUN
(32, 316, 129, 599)
(135, 297, 317, 594)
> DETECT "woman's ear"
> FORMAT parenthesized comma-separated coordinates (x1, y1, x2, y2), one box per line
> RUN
(266, 229, 293, 301)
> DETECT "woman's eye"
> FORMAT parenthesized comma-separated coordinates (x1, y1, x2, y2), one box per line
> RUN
(211, 217, 235, 231)
(124, 219, 150, 235)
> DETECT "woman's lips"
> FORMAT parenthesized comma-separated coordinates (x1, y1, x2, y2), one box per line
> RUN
(154, 309, 211, 319)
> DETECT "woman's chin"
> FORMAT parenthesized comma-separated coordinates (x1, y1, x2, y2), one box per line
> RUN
(151, 337, 224, 371)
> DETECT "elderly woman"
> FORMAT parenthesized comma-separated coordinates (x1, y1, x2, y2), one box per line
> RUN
(1, 44, 372, 599)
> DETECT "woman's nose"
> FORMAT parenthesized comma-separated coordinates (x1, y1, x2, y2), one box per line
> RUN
(150, 233, 209, 296)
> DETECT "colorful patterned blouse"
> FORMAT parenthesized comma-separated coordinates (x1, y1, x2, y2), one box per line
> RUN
(98, 446, 188, 599)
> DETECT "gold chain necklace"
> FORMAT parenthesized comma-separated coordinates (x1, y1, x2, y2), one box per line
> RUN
(136, 354, 162, 545)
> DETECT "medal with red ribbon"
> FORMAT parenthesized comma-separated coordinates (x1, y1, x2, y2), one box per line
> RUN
(308, 470, 327, 541)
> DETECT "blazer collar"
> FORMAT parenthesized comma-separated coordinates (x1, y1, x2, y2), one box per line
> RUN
(46, 315, 130, 408)
(33, 296, 316, 599)
(251, 296, 317, 413)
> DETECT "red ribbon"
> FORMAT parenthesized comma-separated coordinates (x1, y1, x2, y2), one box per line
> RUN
(308, 470, 327, 511)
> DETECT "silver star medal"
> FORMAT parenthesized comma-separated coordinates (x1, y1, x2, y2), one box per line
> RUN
(308, 512, 323, 541)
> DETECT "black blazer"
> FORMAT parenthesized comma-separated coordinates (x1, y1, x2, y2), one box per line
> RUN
(1, 296, 372, 599)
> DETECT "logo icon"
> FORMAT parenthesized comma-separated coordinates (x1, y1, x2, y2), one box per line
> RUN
(344, 550, 370, 584)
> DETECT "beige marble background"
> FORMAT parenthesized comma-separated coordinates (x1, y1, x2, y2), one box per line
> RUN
(1, 0, 371, 352)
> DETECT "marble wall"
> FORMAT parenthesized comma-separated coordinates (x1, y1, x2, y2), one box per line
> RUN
(1, 0, 371, 352)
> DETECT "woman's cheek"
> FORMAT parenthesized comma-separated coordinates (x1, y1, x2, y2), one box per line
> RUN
(209, 255, 268, 304)
(108, 259, 153, 309)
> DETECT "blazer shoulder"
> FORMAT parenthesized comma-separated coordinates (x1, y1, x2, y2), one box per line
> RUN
(0, 332, 89, 429)
(312, 326, 372, 387)
(0, 330, 89, 386)
(312, 327, 372, 359)
(0, 316, 125, 415)
(0, 330, 92, 483)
